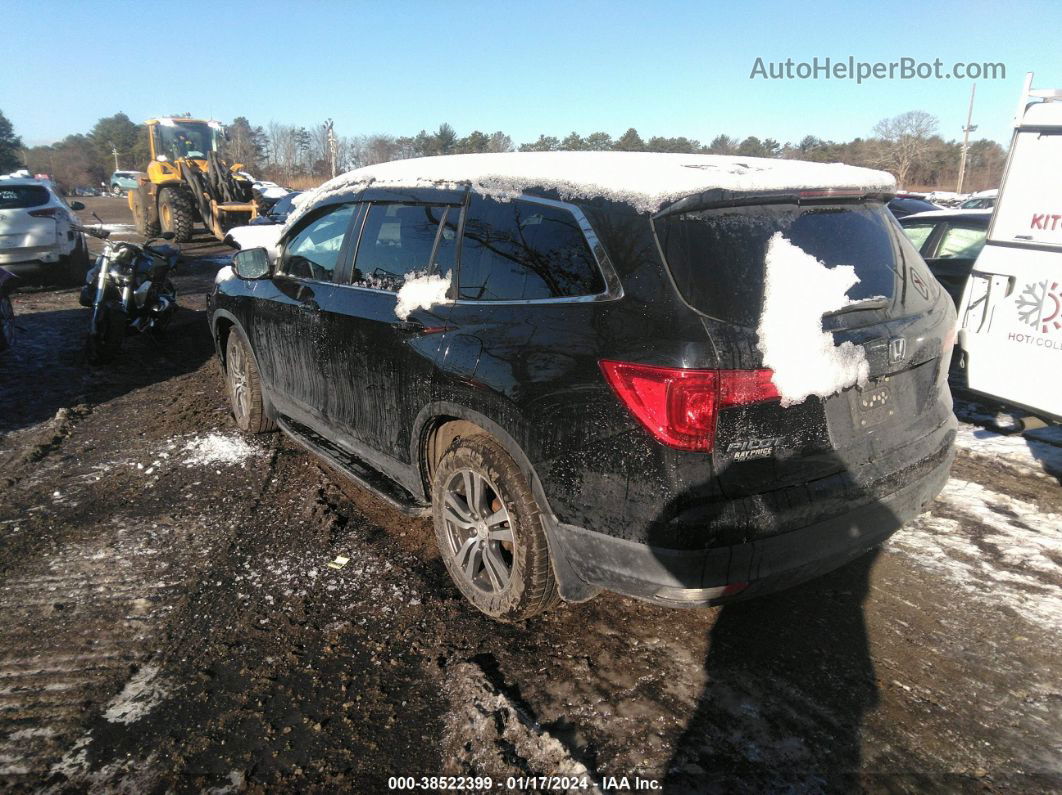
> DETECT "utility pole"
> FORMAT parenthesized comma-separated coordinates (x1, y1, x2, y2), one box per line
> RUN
(110, 143, 120, 172)
(956, 83, 977, 194)
(325, 119, 337, 178)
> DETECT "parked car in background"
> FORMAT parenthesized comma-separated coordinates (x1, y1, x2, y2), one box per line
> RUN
(209, 151, 957, 621)
(926, 190, 965, 207)
(109, 171, 143, 195)
(900, 209, 991, 308)
(249, 190, 302, 225)
(0, 179, 88, 283)
(887, 196, 941, 218)
(959, 189, 997, 210)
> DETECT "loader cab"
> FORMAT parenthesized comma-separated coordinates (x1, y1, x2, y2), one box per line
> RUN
(149, 118, 221, 162)
(146, 118, 221, 173)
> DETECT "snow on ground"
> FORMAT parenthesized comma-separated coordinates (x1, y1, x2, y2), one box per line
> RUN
(283, 151, 895, 230)
(955, 424, 1062, 477)
(757, 233, 870, 405)
(95, 223, 136, 235)
(102, 665, 170, 725)
(953, 399, 1024, 432)
(182, 433, 260, 467)
(394, 271, 451, 320)
(893, 478, 1062, 633)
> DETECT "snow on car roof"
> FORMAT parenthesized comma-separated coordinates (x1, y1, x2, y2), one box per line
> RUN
(285, 151, 895, 229)
(900, 209, 994, 221)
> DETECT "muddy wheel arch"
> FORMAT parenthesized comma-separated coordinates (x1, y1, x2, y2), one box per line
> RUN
(412, 403, 601, 603)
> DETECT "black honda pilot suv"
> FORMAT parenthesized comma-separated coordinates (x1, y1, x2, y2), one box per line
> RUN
(208, 152, 957, 620)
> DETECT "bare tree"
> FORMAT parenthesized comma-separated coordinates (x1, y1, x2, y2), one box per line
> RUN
(873, 110, 938, 189)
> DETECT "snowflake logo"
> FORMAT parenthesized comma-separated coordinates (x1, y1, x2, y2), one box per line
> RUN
(1015, 280, 1062, 334)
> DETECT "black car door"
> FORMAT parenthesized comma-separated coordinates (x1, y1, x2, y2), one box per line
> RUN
(249, 201, 360, 431)
(320, 199, 461, 483)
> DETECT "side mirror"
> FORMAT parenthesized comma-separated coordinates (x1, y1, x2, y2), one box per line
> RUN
(70, 201, 85, 211)
(160, 231, 176, 240)
(232, 247, 271, 280)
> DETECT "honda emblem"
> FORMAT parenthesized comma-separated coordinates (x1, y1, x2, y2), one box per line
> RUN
(888, 337, 907, 363)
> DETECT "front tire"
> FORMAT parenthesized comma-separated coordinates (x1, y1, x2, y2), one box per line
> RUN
(225, 329, 275, 433)
(432, 435, 560, 621)
(158, 187, 195, 243)
(85, 303, 125, 365)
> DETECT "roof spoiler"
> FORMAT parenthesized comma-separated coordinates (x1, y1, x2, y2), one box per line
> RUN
(654, 187, 893, 219)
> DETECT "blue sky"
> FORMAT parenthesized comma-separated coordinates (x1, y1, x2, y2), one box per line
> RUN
(4, 0, 1059, 148)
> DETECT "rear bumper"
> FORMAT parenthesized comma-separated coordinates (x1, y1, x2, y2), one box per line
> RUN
(546, 429, 955, 607)
(0, 254, 64, 279)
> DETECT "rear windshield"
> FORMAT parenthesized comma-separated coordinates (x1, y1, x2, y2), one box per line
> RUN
(0, 185, 50, 209)
(654, 202, 902, 327)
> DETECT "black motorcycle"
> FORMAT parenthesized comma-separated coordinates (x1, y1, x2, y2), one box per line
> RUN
(0, 267, 18, 354)
(77, 222, 181, 364)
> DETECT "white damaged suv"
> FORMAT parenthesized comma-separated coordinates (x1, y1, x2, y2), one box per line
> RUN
(0, 178, 89, 283)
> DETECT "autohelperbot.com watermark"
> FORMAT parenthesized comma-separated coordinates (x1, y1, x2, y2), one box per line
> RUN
(750, 56, 1005, 83)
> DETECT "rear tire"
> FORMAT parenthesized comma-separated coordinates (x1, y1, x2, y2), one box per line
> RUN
(432, 435, 560, 621)
(158, 187, 195, 243)
(0, 295, 14, 354)
(225, 329, 276, 433)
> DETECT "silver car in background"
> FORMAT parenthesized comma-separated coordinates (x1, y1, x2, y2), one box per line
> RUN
(0, 179, 88, 283)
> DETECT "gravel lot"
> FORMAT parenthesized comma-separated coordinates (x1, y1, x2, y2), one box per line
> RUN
(1, 196, 1059, 792)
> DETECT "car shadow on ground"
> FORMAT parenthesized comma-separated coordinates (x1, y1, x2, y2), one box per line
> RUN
(0, 302, 216, 435)
(647, 448, 913, 792)
(662, 549, 880, 793)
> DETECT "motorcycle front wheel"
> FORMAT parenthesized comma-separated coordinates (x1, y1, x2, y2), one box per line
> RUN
(85, 303, 126, 365)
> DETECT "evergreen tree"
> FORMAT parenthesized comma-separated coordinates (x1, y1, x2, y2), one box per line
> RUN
(0, 110, 23, 173)
(613, 128, 646, 151)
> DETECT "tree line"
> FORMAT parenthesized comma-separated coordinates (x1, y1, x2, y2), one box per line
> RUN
(0, 108, 1006, 193)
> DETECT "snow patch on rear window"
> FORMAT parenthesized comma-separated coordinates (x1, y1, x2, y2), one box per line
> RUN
(757, 233, 869, 406)
(394, 270, 451, 320)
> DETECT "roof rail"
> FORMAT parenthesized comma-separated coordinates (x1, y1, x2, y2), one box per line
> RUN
(1014, 71, 1062, 127)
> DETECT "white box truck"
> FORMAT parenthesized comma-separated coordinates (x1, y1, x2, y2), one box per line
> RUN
(956, 73, 1062, 421)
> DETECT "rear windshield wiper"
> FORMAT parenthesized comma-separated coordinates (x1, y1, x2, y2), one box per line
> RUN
(823, 297, 889, 317)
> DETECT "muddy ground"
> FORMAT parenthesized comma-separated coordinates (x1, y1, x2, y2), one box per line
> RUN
(1, 196, 1059, 793)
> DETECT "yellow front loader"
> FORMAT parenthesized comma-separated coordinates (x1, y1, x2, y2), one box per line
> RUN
(129, 117, 257, 242)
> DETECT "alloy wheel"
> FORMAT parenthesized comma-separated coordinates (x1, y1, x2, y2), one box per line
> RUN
(228, 340, 250, 422)
(441, 469, 515, 593)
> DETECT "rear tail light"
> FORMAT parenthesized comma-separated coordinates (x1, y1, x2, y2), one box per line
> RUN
(28, 208, 60, 218)
(599, 360, 780, 452)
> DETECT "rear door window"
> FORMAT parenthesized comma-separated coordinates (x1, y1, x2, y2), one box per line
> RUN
(0, 185, 50, 209)
(934, 225, 986, 259)
(458, 196, 605, 301)
(352, 203, 453, 291)
(654, 202, 908, 327)
(280, 203, 357, 282)
(901, 223, 936, 253)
